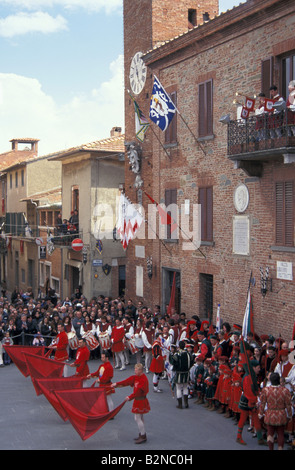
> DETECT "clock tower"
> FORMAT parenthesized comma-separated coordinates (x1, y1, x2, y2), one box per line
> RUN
(123, 0, 219, 304)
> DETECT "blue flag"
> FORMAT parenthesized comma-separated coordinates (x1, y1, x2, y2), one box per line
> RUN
(149, 75, 176, 131)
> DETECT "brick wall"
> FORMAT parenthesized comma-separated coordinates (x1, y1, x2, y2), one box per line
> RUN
(123, 0, 295, 341)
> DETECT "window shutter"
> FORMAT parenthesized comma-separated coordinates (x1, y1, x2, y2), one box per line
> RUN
(275, 181, 294, 246)
(199, 80, 213, 137)
(199, 187, 213, 242)
(261, 57, 273, 97)
(285, 181, 294, 246)
(206, 187, 213, 241)
(165, 188, 177, 239)
(275, 182, 284, 245)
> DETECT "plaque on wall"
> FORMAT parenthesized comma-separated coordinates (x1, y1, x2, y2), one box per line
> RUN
(234, 183, 249, 213)
(233, 215, 250, 256)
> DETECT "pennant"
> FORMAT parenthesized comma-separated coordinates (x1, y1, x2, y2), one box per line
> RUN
(116, 193, 144, 250)
(35, 377, 84, 421)
(144, 191, 177, 233)
(23, 352, 66, 395)
(242, 290, 254, 338)
(215, 303, 221, 333)
(54, 388, 126, 441)
(264, 98, 275, 112)
(149, 75, 176, 131)
(134, 99, 150, 142)
(245, 97, 255, 111)
(3, 345, 45, 377)
(241, 106, 250, 119)
(167, 272, 176, 317)
(96, 240, 103, 254)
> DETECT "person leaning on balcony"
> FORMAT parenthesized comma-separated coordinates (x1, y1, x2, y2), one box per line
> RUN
(268, 85, 284, 138)
(286, 80, 295, 135)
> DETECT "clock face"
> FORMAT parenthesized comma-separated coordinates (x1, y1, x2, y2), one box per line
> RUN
(129, 51, 147, 95)
(234, 184, 249, 213)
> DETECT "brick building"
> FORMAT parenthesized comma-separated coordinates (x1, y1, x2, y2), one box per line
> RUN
(123, 0, 295, 341)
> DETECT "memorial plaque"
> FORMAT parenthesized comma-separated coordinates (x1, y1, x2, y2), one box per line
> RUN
(233, 215, 250, 256)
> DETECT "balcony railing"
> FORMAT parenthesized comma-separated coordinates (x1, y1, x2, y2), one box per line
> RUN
(228, 109, 295, 156)
(51, 228, 83, 248)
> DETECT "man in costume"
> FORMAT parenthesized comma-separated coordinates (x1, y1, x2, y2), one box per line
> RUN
(111, 318, 126, 370)
(49, 322, 69, 362)
(87, 350, 115, 411)
(142, 320, 155, 373)
(169, 340, 194, 409)
(274, 349, 295, 393)
(150, 333, 165, 393)
(70, 337, 90, 379)
(111, 363, 150, 444)
(236, 359, 266, 446)
(258, 372, 292, 450)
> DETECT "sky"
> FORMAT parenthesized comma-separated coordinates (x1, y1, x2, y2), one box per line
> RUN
(0, 0, 243, 156)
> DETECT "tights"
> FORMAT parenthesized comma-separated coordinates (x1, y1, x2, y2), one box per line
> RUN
(266, 425, 285, 450)
(134, 413, 145, 435)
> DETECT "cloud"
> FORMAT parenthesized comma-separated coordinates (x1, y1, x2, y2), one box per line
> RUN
(0, 11, 68, 37)
(0, 0, 122, 14)
(0, 54, 124, 156)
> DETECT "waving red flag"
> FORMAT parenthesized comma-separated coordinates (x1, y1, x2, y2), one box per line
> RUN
(3, 345, 45, 377)
(23, 352, 66, 395)
(144, 191, 177, 233)
(54, 388, 126, 441)
(35, 376, 85, 421)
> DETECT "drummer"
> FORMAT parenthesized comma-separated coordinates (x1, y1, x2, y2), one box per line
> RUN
(48, 322, 69, 362)
(96, 316, 112, 356)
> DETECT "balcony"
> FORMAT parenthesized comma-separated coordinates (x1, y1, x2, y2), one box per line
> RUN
(51, 228, 83, 248)
(227, 109, 295, 177)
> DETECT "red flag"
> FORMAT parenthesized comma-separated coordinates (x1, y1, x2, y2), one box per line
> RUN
(54, 388, 126, 441)
(240, 335, 258, 394)
(35, 377, 85, 421)
(167, 272, 176, 317)
(23, 352, 66, 395)
(144, 191, 177, 233)
(241, 106, 250, 119)
(264, 98, 275, 112)
(3, 345, 45, 377)
(245, 97, 255, 111)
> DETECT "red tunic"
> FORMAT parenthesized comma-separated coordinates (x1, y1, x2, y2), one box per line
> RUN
(55, 330, 69, 362)
(73, 345, 90, 376)
(90, 361, 115, 395)
(150, 341, 165, 374)
(111, 325, 125, 353)
(116, 373, 150, 414)
(259, 385, 292, 426)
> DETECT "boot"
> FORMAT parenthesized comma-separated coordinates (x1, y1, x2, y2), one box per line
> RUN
(176, 398, 183, 409)
(135, 434, 147, 444)
(183, 395, 189, 409)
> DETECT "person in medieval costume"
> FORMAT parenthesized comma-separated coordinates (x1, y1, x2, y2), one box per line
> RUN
(87, 350, 115, 411)
(150, 334, 165, 393)
(111, 318, 126, 370)
(111, 363, 150, 444)
(258, 372, 292, 450)
(169, 340, 194, 409)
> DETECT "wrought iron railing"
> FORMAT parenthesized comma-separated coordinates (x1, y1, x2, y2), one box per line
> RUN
(51, 229, 82, 247)
(228, 109, 295, 155)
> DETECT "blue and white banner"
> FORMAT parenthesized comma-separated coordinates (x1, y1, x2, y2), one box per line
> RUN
(149, 75, 176, 131)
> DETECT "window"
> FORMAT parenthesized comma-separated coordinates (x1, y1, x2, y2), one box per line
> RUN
(165, 91, 177, 144)
(261, 57, 273, 97)
(47, 211, 53, 227)
(281, 50, 295, 99)
(198, 79, 213, 137)
(275, 181, 294, 246)
(72, 186, 79, 212)
(165, 188, 177, 239)
(15, 172, 18, 188)
(10, 174, 12, 189)
(21, 169, 25, 186)
(199, 186, 213, 242)
(199, 273, 213, 319)
(188, 9, 197, 27)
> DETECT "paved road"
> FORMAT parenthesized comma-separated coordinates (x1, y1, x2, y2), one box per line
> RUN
(0, 355, 267, 454)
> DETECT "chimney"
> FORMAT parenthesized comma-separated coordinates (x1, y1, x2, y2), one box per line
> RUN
(110, 127, 122, 138)
(10, 138, 39, 154)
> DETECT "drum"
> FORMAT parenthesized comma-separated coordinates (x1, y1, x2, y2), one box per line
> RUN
(67, 332, 79, 350)
(127, 337, 138, 355)
(83, 331, 99, 351)
(98, 331, 111, 350)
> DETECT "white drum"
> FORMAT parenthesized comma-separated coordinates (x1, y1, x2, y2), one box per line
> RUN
(127, 337, 138, 355)
(67, 331, 79, 350)
(98, 331, 111, 350)
(83, 331, 99, 351)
